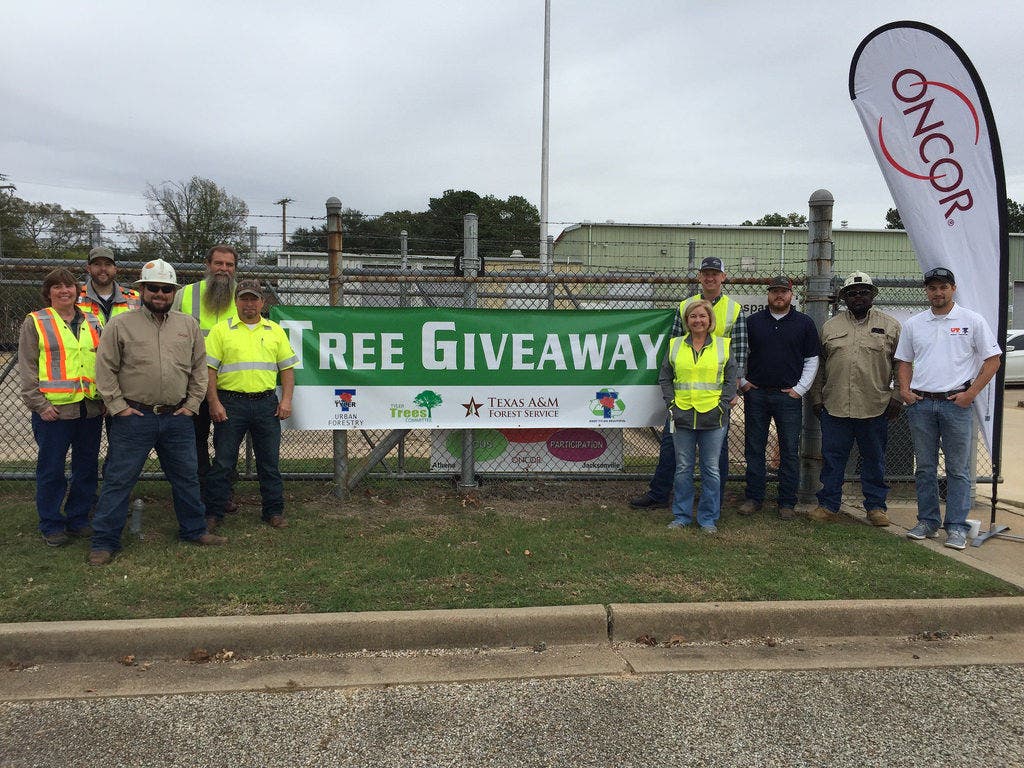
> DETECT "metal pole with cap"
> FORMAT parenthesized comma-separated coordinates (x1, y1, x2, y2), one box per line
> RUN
(326, 196, 348, 498)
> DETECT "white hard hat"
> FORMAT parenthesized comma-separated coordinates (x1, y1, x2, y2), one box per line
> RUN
(135, 259, 181, 287)
(840, 271, 877, 296)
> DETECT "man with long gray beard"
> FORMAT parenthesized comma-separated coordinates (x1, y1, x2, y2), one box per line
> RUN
(174, 244, 240, 498)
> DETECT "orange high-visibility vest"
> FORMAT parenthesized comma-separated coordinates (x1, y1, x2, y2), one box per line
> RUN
(31, 308, 102, 404)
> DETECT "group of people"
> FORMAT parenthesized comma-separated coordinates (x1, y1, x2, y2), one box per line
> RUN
(21, 247, 1002, 558)
(638, 257, 1002, 551)
(19, 245, 298, 565)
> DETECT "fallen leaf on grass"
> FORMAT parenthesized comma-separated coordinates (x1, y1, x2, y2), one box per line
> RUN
(523, 550, 532, 557)
(636, 634, 658, 646)
(214, 649, 236, 662)
(664, 635, 687, 647)
(187, 648, 211, 663)
(118, 655, 136, 666)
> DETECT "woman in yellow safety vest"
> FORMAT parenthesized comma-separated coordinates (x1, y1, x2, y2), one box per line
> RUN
(18, 268, 104, 548)
(657, 299, 740, 534)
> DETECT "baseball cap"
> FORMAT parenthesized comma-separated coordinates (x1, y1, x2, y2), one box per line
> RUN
(699, 256, 724, 272)
(923, 267, 955, 285)
(840, 271, 877, 295)
(88, 246, 116, 264)
(235, 279, 264, 298)
(767, 275, 793, 290)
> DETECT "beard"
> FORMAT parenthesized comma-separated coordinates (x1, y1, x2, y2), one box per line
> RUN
(204, 273, 236, 315)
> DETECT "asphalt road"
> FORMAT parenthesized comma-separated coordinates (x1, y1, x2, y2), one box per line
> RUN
(3, 664, 1024, 768)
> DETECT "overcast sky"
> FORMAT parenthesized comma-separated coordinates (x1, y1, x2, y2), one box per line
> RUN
(4, 0, 1023, 249)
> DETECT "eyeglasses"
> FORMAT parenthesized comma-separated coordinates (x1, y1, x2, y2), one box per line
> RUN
(143, 284, 175, 294)
(843, 288, 873, 298)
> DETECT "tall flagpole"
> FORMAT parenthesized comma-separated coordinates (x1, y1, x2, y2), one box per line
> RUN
(539, 0, 550, 269)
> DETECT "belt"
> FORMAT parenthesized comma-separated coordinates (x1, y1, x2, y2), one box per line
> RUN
(126, 399, 184, 414)
(218, 389, 276, 400)
(912, 387, 968, 400)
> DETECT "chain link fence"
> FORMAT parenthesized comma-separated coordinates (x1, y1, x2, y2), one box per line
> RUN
(0, 232, 996, 491)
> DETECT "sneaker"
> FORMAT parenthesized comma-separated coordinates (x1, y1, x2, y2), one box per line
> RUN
(630, 494, 669, 509)
(738, 499, 762, 516)
(907, 522, 939, 540)
(944, 529, 968, 550)
(777, 506, 796, 521)
(865, 508, 891, 527)
(266, 515, 288, 529)
(700, 525, 718, 535)
(42, 531, 69, 547)
(666, 520, 688, 529)
(807, 506, 839, 522)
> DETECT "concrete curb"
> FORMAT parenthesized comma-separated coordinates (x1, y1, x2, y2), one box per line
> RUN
(0, 604, 608, 664)
(5, 597, 1024, 664)
(608, 596, 1024, 643)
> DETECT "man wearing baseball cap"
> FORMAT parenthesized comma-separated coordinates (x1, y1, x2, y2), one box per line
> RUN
(630, 256, 747, 511)
(808, 272, 902, 525)
(204, 279, 297, 530)
(895, 266, 1001, 550)
(77, 246, 139, 324)
(739, 275, 820, 520)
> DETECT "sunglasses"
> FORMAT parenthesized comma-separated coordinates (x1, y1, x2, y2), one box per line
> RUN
(143, 284, 175, 294)
(844, 288, 873, 298)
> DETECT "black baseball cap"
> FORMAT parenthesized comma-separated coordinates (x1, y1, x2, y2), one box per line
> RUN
(767, 275, 793, 290)
(923, 267, 955, 285)
(699, 257, 724, 272)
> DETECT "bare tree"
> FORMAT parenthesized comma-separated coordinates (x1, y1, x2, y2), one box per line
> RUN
(119, 177, 249, 261)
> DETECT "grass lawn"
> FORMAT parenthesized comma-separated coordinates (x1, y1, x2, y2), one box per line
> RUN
(0, 479, 1018, 623)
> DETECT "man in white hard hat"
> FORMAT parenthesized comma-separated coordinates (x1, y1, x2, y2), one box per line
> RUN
(89, 259, 226, 565)
(808, 272, 902, 525)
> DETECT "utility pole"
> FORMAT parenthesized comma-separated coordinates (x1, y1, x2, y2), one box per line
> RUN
(275, 197, 294, 251)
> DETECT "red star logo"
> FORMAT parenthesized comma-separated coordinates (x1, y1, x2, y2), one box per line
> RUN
(462, 397, 482, 417)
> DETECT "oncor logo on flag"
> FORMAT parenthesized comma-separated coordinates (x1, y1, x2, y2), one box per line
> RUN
(877, 68, 980, 223)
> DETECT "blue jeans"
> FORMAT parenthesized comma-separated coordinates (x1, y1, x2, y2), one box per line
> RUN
(905, 398, 974, 534)
(671, 425, 727, 527)
(816, 410, 889, 512)
(207, 393, 284, 521)
(91, 412, 208, 552)
(31, 409, 102, 535)
(743, 388, 802, 508)
(648, 416, 731, 502)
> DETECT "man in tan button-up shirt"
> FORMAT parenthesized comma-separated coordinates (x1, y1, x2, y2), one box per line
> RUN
(808, 272, 902, 526)
(88, 259, 226, 565)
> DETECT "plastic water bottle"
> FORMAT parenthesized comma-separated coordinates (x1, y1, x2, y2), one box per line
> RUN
(129, 498, 144, 537)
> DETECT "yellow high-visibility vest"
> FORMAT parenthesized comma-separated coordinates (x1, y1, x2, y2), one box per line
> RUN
(670, 335, 730, 413)
(31, 308, 102, 405)
(179, 281, 239, 336)
(679, 295, 741, 338)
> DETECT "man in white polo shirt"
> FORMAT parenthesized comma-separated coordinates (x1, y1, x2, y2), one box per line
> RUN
(895, 266, 1001, 550)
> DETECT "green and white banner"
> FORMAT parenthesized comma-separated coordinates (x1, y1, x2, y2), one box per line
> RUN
(270, 306, 674, 430)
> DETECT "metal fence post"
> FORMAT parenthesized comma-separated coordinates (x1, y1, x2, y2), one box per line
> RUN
(326, 196, 348, 499)
(399, 229, 409, 308)
(248, 225, 258, 268)
(799, 189, 834, 504)
(459, 213, 480, 492)
(90, 221, 102, 249)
